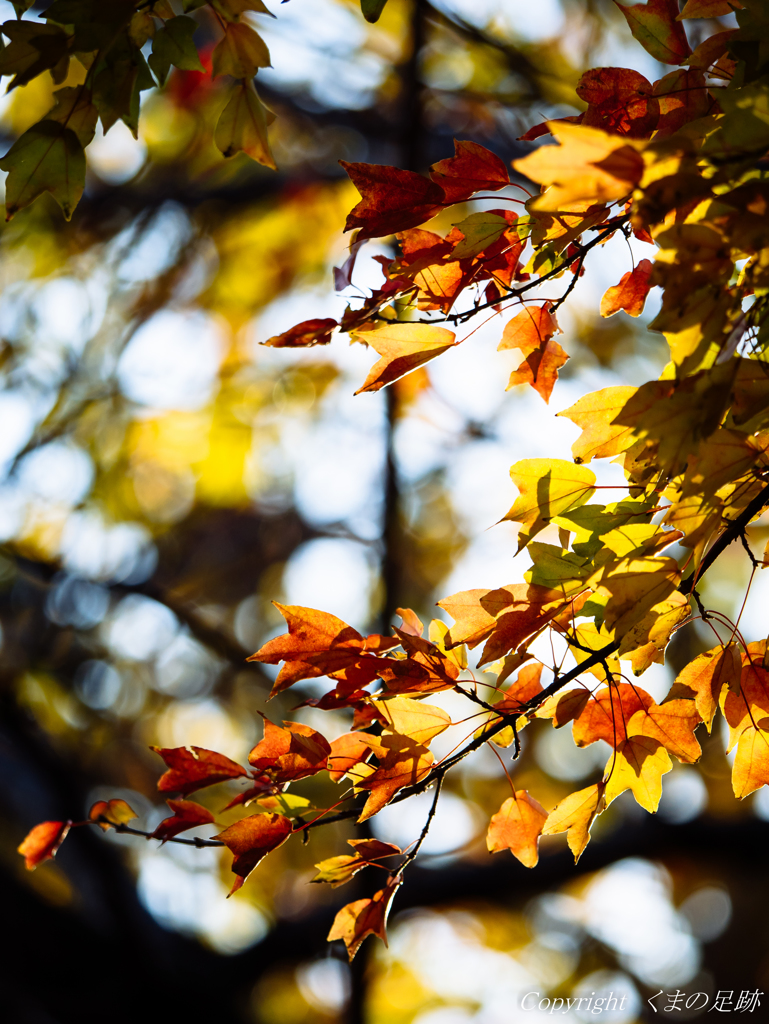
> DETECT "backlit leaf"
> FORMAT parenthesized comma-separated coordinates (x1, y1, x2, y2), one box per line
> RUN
(248, 714, 331, 782)
(327, 876, 401, 959)
(512, 122, 644, 212)
(313, 838, 401, 886)
(732, 725, 769, 799)
(573, 683, 654, 748)
(604, 735, 672, 811)
(557, 387, 639, 463)
(328, 732, 376, 782)
(669, 644, 740, 731)
(499, 304, 567, 402)
(486, 791, 548, 867)
(504, 458, 596, 550)
(600, 260, 654, 318)
(215, 81, 276, 169)
(212, 22, 271, 78)
(377, 696, 451, 745)
(614, 0, 692, 65)
(578, 67, 659, 138)
(264, 317, 336, 347)
(542, 783, 605, 861)
(429, 140, 510, 203)
(215, 812, 292, 894)
(151, 799, 216, 842)
(340, 161, 445, 240)
(88, 798, 137, 832)
(627, 700, 702, 763)
(18, 821, 71, 870)
(450, 212, 508, 260)
(351, 322, 456, 395)
(152, 745, 249, 795)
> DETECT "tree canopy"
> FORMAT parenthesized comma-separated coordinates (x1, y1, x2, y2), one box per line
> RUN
(6, 0, 769, 1020)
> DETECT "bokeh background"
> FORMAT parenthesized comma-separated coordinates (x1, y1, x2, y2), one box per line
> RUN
(1, 1, 765, 1023)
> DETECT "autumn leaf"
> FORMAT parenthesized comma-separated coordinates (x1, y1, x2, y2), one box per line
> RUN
(572, 683, 654, 748)
(438, 583, 571, 664)
(557, 386, 639, 463)
(604, 735, 672, 811)
(150, 799, 216, 842)
(536, 687, 592, 728)
(340, 161, 445, 240)
(211, 22, 270, 78)
(214, 81, 276, 169)
(495, 662, 544, 713)
(669, 644, 740, 731)
(499, 304, 567, 402)
(512, 122, 644, 212)
(578, 67, 659, 138)
(542, 783, 605, 861)
(328, 731, 376, 782)
(152, 745, 249, 795)
(377, 696, 451, 745)
(248, 603, 375, 695)
(600, 260, 654, 318)
(313, 838, 401, 886)
(653, 69, 711, 135)
(248, 715, 330, 782)
(18, 820, 71, 870)
(88, 798, 137, 832)
(450, 212, 508, 260)
(327, 876, 401, 959)
(350, 322, 457, 395)
(429, 140, 510, 203)
(614, 0, 692, 65)
(487, 791, 548, 867)
(354, 741, 434, 821)
(0, 120, 85, 220)
(732, 725, 769, 799)
(627, 700, 702, 763)
(215, 813, 293, 894)
(678, 0, 742, 14)
(264, 318, 337, 348)
(503, 458, 596, 550)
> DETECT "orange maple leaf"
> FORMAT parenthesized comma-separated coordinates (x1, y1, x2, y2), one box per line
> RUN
(18, 820, 71, 870)
(215, 812, 293, 894)
(151, 799, 216, 842)
(249, 715, 331, 782)
(151, 745, 249, 795)
(340, 161, 445, 240)
(572, 683, 654, 748)
(327, 876, 402, 959)
(429, 140, 510, 203)
(486, 791, 548, 867)
(600, 259, 654, 317)
(499, 304, 567, 403)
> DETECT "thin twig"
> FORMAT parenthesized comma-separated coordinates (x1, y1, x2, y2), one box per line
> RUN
(395, 772, 445, 877)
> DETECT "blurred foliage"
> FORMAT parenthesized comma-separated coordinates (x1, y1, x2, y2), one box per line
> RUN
(0, 1, 762, 1023)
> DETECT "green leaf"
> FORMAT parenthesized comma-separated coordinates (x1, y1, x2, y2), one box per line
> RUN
(148, 15, 203, 87)
(46, 86, 98, 147)
(212, 22, 271, 78)
(450, 212, 507, 260)
(0, 21, 69, 91)
(214, 80, 276, 169)
(0, 119, 85, 220)
(211, 0, 276, 20)
(361, 0, 389, 22)
(613, 0, 692, 65)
